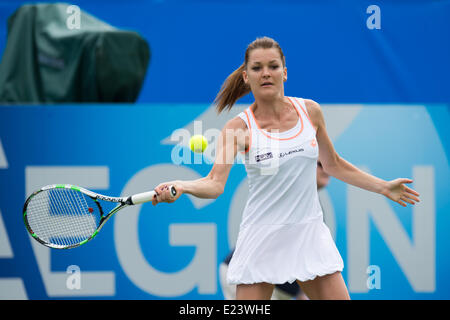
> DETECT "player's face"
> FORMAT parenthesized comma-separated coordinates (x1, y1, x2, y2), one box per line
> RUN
(243, 48, 287, 99)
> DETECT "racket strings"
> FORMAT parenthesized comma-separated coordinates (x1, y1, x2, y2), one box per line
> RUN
(26, 188, 100, 247)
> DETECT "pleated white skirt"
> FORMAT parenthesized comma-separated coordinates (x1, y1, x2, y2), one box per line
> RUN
(227, 216, 344, 285)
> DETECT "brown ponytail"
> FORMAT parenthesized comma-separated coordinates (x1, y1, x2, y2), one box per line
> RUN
(214, 63, 251, 114)
(214, 36, 286, 114)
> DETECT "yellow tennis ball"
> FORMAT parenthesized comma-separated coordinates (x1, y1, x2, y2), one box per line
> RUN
(189, 135, 208, 153)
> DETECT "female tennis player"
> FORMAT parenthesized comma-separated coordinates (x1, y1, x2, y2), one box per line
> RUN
(152, 37, 420, 300)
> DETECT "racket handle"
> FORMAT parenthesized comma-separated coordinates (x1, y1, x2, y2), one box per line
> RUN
(129, 185, 177, 205)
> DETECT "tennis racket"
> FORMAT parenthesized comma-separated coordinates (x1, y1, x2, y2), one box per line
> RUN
(23, 184, 176, 249)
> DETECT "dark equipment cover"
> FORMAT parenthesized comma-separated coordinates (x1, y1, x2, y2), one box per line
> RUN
(0, 3, 151, 103)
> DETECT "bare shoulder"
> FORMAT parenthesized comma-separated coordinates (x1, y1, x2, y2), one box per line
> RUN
(303, 99, 322, 117)
(303, 98, 324, 129)
(224, 115, 248, 131)
(222, 116, 249, 151)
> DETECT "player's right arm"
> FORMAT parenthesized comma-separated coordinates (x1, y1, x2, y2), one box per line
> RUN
(152, 117, 248, 204)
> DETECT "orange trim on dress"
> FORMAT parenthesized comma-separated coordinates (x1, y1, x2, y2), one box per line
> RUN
(249, 97, 304, 141)
(294, 97, 316, 132)
(238, 110, 252, 154)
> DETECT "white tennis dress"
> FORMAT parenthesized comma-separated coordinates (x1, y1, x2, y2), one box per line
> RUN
(227, 97, 344, 285)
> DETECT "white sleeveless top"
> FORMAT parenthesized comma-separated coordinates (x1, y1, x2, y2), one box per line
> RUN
(227, 97, 344, 285)
(238, 96, 322, 227)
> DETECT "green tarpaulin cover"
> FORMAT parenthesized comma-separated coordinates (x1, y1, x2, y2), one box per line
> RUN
(0, 3, 150, 103)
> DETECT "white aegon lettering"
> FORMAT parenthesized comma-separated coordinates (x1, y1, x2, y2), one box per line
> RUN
(115, 164, 216, 297)
(0, 139, 8, 169)
(348, 166, 435, 293)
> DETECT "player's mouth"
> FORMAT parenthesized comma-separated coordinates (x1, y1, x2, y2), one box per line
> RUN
(261, 82, 273, 87)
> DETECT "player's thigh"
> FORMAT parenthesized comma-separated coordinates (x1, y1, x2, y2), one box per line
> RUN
(296, 271, 350, 300)
(236, 282, 274, 300)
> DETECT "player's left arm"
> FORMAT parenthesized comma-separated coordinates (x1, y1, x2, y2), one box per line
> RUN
(304, 99, 420, 207)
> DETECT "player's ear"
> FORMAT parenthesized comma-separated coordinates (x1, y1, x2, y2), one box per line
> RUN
(283, 67, 287, 82)
(242, 70, 248, 84)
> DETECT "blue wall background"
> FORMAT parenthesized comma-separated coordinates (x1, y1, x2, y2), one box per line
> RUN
(0, 0, 449, 300)
(1, 0, 450, 104)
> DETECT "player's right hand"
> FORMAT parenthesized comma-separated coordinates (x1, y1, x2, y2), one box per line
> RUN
(152, 182, 183, 205)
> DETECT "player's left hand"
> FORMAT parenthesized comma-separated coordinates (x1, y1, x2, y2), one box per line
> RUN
(382, 178, 420, 207)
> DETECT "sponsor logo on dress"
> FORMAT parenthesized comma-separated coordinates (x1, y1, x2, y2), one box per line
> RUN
(255, 152, 273, 162)
(279, 148, 304, 158)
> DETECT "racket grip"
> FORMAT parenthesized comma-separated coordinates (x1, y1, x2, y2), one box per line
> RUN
(129, 185, 177, 205)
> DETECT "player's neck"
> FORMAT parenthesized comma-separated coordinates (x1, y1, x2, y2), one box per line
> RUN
(252, 95, 287, 120)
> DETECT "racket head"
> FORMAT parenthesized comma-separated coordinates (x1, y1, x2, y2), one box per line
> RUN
(23, 184, 107, 249)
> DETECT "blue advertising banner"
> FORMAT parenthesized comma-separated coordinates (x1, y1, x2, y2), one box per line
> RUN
(0, 103, 449, 299)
